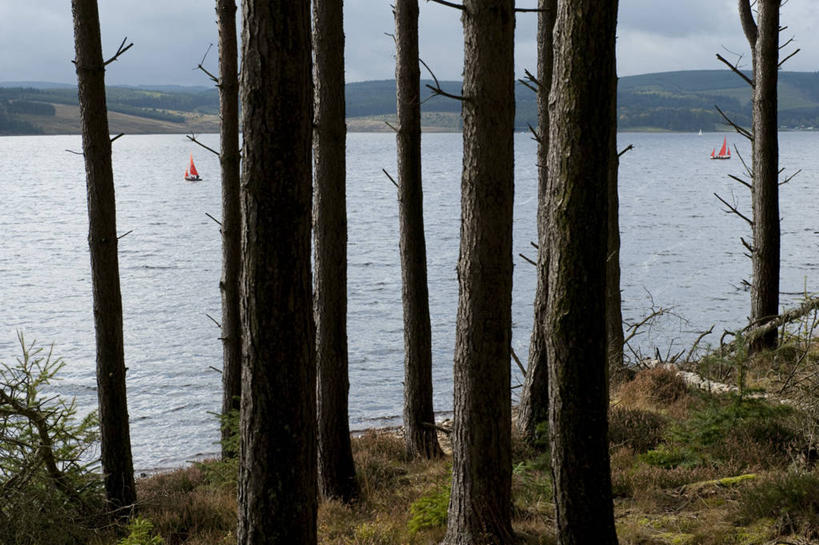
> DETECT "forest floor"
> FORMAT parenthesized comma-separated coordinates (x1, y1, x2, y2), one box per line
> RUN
(110, 332, 819, 545)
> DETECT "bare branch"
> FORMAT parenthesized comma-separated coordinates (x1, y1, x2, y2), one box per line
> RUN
(104, 37, 134, 66)
(110, 133, 125, 144)
(383, 32, 396, 44)
(425, 0, 464, 10)
(420, 57, 466, 101)
(714, 192, 754, 226)
(716, 53, 754, 87)
(780, 168, 801, 186)
(728, 174, 752, 190)
(734, 145, 753, 178)
(778, 48, 800, 68)
(740, 236, 754, 253)
(382, 168, 399, 189)
(206, 313, 222, 329)
(618, 144, 634, 157)
(510, 347, 526, 377)
(527, 123, 541, 144)
(518, 78, 538, 94)
(519, 253, 537, 267)
(65, 149, 84, 156)
(205, 212, 222, 226)
(186, 134, 220, 157)
(117, 229, 133, 240)
(384, 121, 399, 133)
(715, 105, 753, 141)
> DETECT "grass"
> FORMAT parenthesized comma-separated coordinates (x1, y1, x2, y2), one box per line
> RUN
(23, 333, 819, 545)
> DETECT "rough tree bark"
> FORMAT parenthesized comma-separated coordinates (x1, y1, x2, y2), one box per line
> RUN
(70, 0, 136, 515)
(546, 0, 620, 544)
(216, 0, 241, 459)
(740, 0, 780, 353)
(441, 1, 515, 543)
(313, 0, 359, 502)
(394, 0, 443, 460)
(517, 0, 556, 445)
(237, 0, 316, 543)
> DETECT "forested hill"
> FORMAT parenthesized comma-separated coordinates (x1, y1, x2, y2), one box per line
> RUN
(3, 70, 819, 135)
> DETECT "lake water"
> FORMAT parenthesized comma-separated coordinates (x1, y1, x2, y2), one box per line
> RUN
(1, 132, 817, 471)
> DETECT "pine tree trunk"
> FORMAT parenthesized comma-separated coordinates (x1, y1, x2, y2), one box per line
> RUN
(395, 0, 442, 460)
(546, 1, 619, 544)
(237, 0, 316, 543)
(70, 0, 136, 515)
(749, 0, 780, 353)
(441, 1, 515, 543)
(518, 0, 556, 445)
(216, 0, 242, 460)
(606, 66, 624, 374)
(313, 0, 359, 502)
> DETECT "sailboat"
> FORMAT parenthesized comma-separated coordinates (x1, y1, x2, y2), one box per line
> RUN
(710, 136, 731, 160)
(184, 154, 201, 181)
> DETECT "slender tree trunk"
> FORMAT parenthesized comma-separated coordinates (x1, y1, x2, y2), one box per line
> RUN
(606, 65, 624, 374)
(313, 0, 358, 502)
(237, 0, 316, 543)
(216, 0, 241, 459)
(517, 0, 556, 445)
(395, 0, 442, 460)
(441, 1, 515, 543)
(748, 0, 780, 353)
(546, 1, 619, 544)
(71, 0, 136, 515)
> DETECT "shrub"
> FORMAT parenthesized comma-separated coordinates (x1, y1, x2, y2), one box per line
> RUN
(736, 471, 819, 537)
(618, 367, 690, 408)
(119, 517, 165, 545)
(0, 335, 105, 545)
(609, 406, 668, 453)
(408, 485, 449, 534)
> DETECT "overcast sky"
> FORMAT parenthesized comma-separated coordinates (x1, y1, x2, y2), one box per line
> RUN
(1, 1, 817, 87)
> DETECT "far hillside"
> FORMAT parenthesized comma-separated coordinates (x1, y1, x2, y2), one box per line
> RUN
(3, 70, 819, 135)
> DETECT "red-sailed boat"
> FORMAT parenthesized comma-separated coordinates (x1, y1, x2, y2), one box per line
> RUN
(710, 136, 731, 160)
(184, 154, 201, 181)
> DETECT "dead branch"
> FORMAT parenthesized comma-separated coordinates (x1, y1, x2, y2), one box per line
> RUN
(780, 169, 801, 186)
(519, 253, 537, 267)
(205, 212, 222, 226)
(384, 121, 399, 133)
(738, 0, 758, 48)
(618, 144, 634, 157)
(714, 192, 754, 226)
(195, 43, 219, 84)
(110, 133, 125, 144)
(728, 174, 752, 190)
(716, 53, 754, 87)
(117, 229, 133, 240)
(104, 37, 134, 66)
(382, 168, 399, 189)
(186, 134, 220, 157)
(734, 145, 753, 178)
(715, 105, 753, 141)
(685, 325, 714, 363)
(419, 57, 466, 101)
(510, 347, 526, 377)
(778, 48, 800, 68)
(527, 123, 541, 144)
(744, 296, 819, 345)
(425, 0, 464, 11)
(206, 313, 221, 329)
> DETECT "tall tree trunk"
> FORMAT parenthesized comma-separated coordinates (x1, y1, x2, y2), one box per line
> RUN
(313, 0, 358, 502)
(441, 1, 515, 543)
(517, 0, 556, 445)
(747, 0, 780, 353)
(216, 0, 242, 460)
(237, 0, 316, 543)
(606, 65, 624, 374)
(71, 0, 136, 515)
(395, 0, 442, 460)
(546, 0, 619, 544)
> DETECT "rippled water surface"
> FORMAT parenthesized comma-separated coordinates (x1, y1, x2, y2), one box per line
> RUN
(1, 132, 817, 470)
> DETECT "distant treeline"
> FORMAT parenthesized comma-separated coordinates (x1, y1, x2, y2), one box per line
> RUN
(4, 70, 819, 134)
